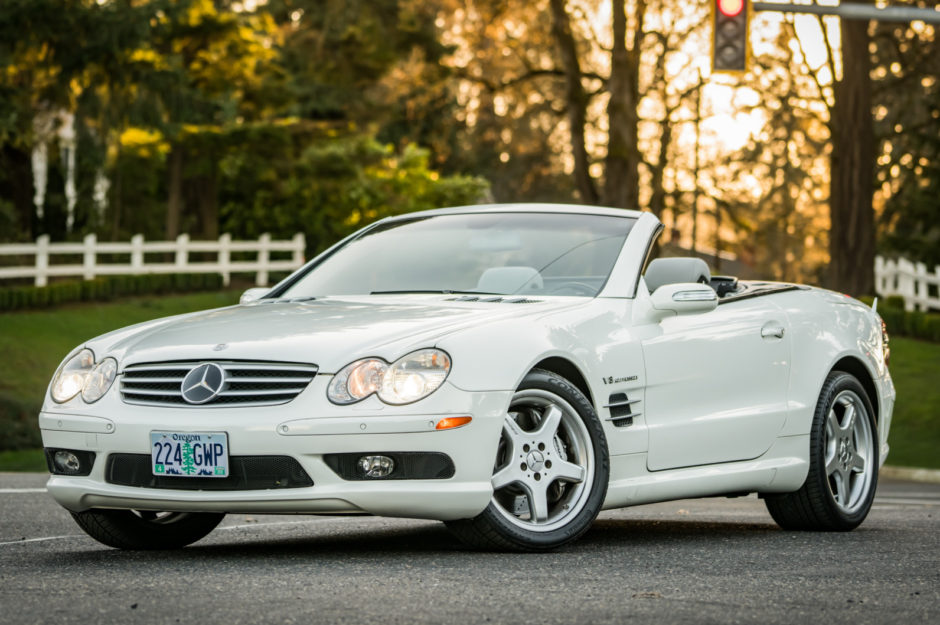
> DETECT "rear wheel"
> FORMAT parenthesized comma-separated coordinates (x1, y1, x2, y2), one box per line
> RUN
(765, 371, 878, 531)
(71, 509, 224, 550)
(446, 369, 609, 550)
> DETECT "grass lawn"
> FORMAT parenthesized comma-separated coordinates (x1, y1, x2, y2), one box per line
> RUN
(0, 293, 937, 471)
(0, 448, 46, 472)
(883, 337, 940, 469)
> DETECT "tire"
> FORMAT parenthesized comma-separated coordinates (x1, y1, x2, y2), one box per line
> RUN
(765, 371, 878, 531)
(71, 509, 225, 550)
(446, 369, 609, 551)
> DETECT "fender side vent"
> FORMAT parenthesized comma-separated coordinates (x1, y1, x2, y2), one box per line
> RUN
(604, 393, 641, 427)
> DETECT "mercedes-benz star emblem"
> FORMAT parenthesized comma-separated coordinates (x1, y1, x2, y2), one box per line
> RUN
(180, 363, 226, 405)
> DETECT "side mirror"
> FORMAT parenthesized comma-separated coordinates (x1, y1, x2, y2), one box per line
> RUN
(649, 283, 718, 320)
(240, 287, 270, 305)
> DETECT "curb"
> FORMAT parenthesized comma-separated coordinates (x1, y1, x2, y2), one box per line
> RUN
(881, 465, 940, 484)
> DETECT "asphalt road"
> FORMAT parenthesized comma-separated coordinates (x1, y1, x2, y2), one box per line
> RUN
(1, 473, 937, 625)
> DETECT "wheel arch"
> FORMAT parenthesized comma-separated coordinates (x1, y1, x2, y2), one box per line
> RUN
(831, 356, 879, 424)
(530, 357, 595, 409)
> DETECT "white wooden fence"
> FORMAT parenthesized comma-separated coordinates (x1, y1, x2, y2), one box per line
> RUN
(0, 233, 306, 287)
(875, 256, 940, 312)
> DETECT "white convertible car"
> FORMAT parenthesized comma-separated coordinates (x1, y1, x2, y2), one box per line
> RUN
(40, 204, 894, 551)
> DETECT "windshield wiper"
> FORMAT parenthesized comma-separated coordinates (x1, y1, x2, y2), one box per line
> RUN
(369, 289, 499, 295)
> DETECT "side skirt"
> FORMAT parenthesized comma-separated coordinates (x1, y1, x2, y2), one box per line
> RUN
(602, 434, 810, 510)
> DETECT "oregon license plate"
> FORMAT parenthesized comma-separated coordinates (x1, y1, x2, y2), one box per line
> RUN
(150, 432, 229, 478)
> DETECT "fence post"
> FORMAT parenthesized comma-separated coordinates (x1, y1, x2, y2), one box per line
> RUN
(897, 258, 916, 312)
(130, 234, 144, 272)
(35, 234, 50, 287)
(292, 232, 305, 267)
(914, 262, 928, 312)
(936, 265, 940, 311)
(175, 233, 189, 270)
(82, 233, 96, 280)
(256, 233, 270, 286)
(218, 233, 231, 287)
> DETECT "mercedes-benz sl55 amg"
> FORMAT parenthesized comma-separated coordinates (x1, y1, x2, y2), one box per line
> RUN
(40, 204, 894, 550)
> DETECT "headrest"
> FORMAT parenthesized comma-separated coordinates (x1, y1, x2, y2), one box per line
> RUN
(644, 257, 712, 293)
(476, 266, 543, 294)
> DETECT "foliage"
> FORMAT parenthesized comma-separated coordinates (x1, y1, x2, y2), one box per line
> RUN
(872, 16, 940, 267)
(0, 0, 487, 248)
(220, 132, 487, 253)
(0, 272, 224, 312)
(725, 22, 831, 285)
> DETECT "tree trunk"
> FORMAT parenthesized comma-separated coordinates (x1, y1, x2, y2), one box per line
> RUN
(0, 145, 35, 240)
(828, 18, 875, 296)
(166, 143, 184, 239)
(195, 158, 219, 239)
(548, 0, 599, 205)
(603, 0, 643, 210)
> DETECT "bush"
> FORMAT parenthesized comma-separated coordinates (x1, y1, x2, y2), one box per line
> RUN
(0, 392, 41, 451)
(866, 296, 940, 343)
(0, 273, 225, 312)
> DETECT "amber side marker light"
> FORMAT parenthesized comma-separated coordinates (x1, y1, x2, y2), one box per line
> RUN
(436, 416, 472, 430)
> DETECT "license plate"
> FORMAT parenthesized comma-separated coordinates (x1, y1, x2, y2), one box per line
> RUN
(150, 432, 229, 478)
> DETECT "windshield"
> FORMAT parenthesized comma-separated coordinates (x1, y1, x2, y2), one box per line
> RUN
(281, 212, 635, 297)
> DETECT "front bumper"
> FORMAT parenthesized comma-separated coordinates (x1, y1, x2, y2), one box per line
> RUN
(40, 380, 511, 521)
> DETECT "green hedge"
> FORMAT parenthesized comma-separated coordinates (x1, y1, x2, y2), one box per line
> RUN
(860, 295, 940, 343)
(0, 392, 41, 451)
(0, 273, 225, 312)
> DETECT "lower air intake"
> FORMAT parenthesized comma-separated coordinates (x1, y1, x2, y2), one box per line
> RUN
(106, 454, 313, 490)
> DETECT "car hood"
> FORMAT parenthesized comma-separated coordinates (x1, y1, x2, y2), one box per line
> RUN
(86, 296, 580, 373)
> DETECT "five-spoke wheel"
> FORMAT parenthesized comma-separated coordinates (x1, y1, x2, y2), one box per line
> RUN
(823, 390, 875, 514)
(491, 390, 593, 531)
(446, 369, 609, 550)
(765, 371, 878, 531)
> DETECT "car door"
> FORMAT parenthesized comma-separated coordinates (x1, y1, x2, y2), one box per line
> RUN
(640, 297, 791, 471)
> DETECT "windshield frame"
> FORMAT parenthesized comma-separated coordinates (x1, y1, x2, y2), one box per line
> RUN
(266, 209, 639, 300)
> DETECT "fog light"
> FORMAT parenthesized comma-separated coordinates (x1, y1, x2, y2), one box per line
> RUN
(45, 448, 95, 476)
(358, 455, 395, 478)
(53, 450, 82, 474)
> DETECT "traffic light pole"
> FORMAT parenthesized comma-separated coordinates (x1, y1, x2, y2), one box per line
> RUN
(751, 2, 940, 24)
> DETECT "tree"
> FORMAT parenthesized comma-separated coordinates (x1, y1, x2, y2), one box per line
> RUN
(872, 12, 940, 267)
(829, 16, 876, 295)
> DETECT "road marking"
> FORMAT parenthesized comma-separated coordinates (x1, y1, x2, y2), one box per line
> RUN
(874, 497, 940, 506)
(0, 534, 83, 547)
(0, 488, 47, 494)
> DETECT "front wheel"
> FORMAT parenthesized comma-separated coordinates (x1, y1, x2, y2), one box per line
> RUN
(446, 369, 609, 551)
(764, 371, 878, 531)
(71, 509, 225, 550)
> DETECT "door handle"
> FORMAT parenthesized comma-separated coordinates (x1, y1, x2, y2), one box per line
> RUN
(761, 323, 785, 339)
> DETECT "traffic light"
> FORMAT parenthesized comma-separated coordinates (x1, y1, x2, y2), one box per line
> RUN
(712, 0, 750, 73)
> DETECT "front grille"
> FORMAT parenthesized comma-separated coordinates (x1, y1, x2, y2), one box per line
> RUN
(120, 360, 317, 407)
(106, 454, 313, 490)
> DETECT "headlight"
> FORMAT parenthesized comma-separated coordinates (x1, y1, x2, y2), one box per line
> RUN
(327, 349, 451, 405)
(51, 350, 119, 404)
(51, 349, 96, 403)
(327, 358, 388, 405)
(81, 358, 118, 403)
